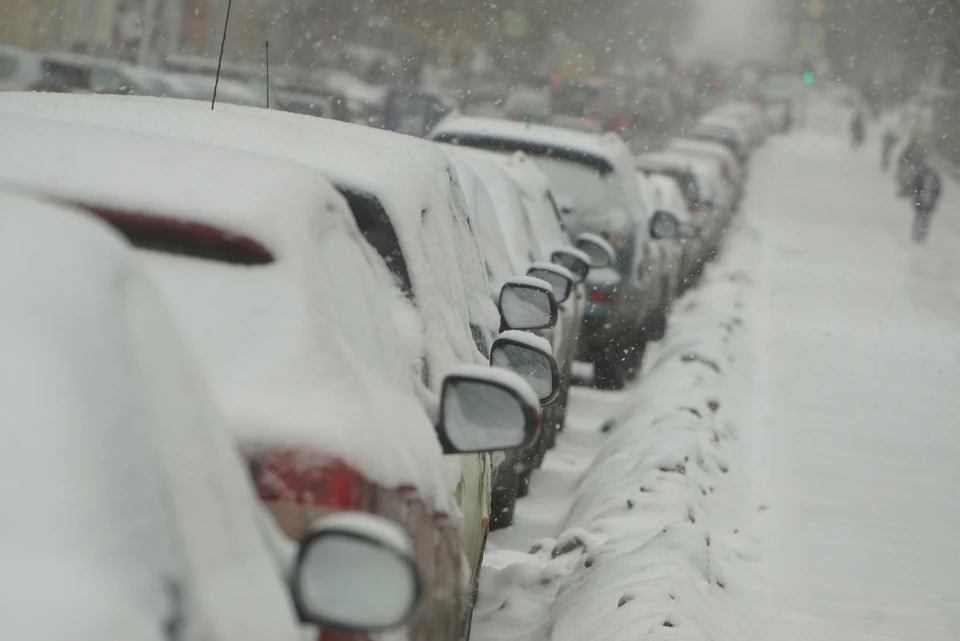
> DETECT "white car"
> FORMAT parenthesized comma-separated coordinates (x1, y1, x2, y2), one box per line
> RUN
(0, 111, 542, 641)
(636, 152, 732, 253)
(0, 189, 423, 640)
(648, 172, 707, 289)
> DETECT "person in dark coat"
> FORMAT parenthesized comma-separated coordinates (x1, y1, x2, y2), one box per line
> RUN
(851, 110, 865, 148)
(910, 164, 942, 243)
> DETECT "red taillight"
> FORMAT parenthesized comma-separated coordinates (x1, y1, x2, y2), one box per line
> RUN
(748, 95, 759, 104)
(588, 289, 619, 304)
(248, 447, 370, 538)
(689, 203, 702, 215)
(508, 116, 517, 122)
(616, 117, 630, 130)
(711, 75, 723, 88)
(583, 114, 595, 122)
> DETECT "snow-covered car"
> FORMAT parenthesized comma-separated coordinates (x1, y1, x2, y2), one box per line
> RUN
(703, 102, 768, 149)
(430, 116, 668, 389)
(0, 110, 543, 641)
(687, 121, 749, 165)
(0, 95, 557, 623)
(667, 137, 746, 196)
(647, 172, 707, 290)
(636, 152, 731, 258)
(634, 170, 683, 315)
(0, 190, 425, 640)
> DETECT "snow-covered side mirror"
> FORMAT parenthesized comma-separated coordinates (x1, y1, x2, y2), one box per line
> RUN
(550, 247, 591, 283)
(526, 262, 574, 304)
(499, 276, 558, 331)
(489, 330, 560, 403)
(575, 233, 616, 269)
(436, 364, 541, 453)
(291, 513, 420, 632)
(649, 210, 681, 240)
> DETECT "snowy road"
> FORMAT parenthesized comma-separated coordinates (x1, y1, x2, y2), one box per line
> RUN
(749, 120, 960, 639)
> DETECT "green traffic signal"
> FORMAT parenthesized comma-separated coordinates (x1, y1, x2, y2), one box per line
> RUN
(803, 71, 815, 83)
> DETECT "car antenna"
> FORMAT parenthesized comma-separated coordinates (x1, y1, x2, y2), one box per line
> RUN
(264, 41, 270, 109)
(211, 0, 234, 110)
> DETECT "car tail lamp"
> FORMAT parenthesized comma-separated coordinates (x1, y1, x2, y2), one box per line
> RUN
(587, 288, 619, 305)
(616, 117, 631, 130)
(711, 75, 723, 88)
(248, 447, 371, 540)
(689, 203, 702, 215)
(748, 95, 759, 105)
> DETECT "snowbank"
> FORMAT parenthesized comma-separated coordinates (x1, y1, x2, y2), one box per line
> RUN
(472, 216, 767, 641)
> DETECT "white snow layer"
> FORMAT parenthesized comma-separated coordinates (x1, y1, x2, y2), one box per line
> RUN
(471, 213, 763, 641)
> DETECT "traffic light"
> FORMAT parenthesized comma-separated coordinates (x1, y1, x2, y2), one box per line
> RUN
(803, 71, 815, 83)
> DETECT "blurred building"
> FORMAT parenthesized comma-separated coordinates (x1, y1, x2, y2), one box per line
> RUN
(0, 0, 120, 50)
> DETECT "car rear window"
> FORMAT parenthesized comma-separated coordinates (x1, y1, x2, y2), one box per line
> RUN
(80, 205, 274, 265)
(433, 133, 614, 174)
(336, 187, 413, 296)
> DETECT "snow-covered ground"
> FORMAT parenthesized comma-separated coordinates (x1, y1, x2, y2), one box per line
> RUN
(748, 103, 960, 640)
(471, 95, 960, 641)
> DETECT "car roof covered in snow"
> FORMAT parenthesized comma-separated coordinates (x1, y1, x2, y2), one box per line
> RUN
(0, 111, 454, 508)
(0, 114, 344, 253)
(636, 152, 720, 199)
(0, 191, 304, 639)
(430, 115, 633, 169)
(0, 92, 497, 382)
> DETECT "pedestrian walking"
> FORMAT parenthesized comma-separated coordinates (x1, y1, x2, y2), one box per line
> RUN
(851, 110, 865, 149)
(881, 127, 899, 171)
(910, 164, 941, 243)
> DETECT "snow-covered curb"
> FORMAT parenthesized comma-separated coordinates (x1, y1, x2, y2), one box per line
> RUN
(472, 217, 765, 641)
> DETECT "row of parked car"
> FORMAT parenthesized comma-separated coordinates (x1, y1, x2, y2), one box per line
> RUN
(0, 83, 773, 640)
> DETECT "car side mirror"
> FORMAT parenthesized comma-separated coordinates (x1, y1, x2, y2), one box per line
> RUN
(649, 210, 681, 240)
(499, 277, 558, 331)
(550, 248, 590, 283)
(526, 262, 574, 304)
(291, 513, 420, 632)
(436, 364, 541, 453)
(574, 233, 616, 269)
(489, 330, 561, 403)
